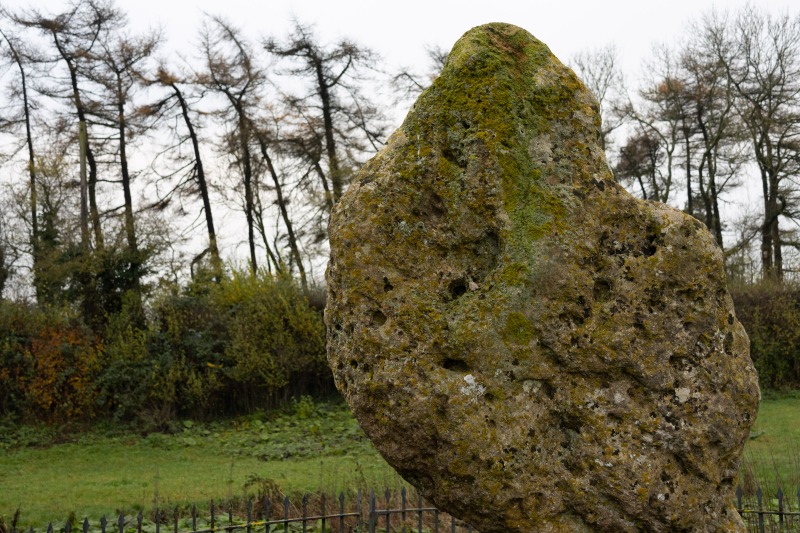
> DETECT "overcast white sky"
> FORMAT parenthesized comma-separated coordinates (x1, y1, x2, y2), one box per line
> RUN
(5, 0, 798, 85)
(2, 0, 797, 279)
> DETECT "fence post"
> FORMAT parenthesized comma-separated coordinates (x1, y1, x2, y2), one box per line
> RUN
(320, 493, 327, 533)
(192, 505, 197, 532)
(264, 497, 271, 533)
(756, 487, 765, 533)
(210, 501, 215, 533)
(100, 516, 107, 533)
(66, 518, 71, 533)
(173, 507, 178, 533)
(246, 499, 252, 533)
(368, 489, 376, 533)
(433, 509, 439, 533)
(777, 487, 784, 530)
(450, 515, 456, 533)
(155, 508, 160, 533)
(401, 487, 406, 533)
(302, 494, 308, 533)
(417, 493, 423, 533)
(339, 492, 345, 533)
(736, 486, 743, 515)
(384, 488, 391, 533)
(118, 513, 124, 533)
(83, 517, 89, 533)
(283, 495, 290, 533)
(356, 490, 362, 532)
(137, 510, 143, 533)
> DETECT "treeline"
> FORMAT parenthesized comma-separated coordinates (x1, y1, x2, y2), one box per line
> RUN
(0, 1, 405, 313)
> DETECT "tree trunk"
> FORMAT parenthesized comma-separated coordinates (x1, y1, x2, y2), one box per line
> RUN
(254, 129, 308, 293)
(172, 83, 222, 278)
(116, 75, 137, 255)
(55, 33, 103, 250)
(314, 59, 343, 204)
(239, 115, 258, 274)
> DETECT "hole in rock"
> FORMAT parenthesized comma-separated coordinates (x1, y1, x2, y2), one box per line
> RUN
(441, 146, 466, 168)
(442, 357, 470, 372)
(383, 277, 394, 292)
(593, 278, 612, 301)
(449, 279, 468, 300)
(371, 310, 387, 326)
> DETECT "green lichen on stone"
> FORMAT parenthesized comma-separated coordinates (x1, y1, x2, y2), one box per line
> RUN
(326, 22, 759, 533)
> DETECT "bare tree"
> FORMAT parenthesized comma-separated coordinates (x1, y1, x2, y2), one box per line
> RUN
(91, 28, 160, 265)
(141, 63, 222, 278)
(708, 6, 800, 280)
(619, 45, 689, 206)
(679, 25, 747, 248)
(391, 44, 448, 103)
(198, 15, 307, 289)
(8, 0, 124, 252)
(264, 21, 388, 208)
(570, 44, 626, 153)
(0, 25, 42, 297)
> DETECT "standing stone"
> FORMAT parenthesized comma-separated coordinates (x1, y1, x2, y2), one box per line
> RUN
(326, 23, 759, 533)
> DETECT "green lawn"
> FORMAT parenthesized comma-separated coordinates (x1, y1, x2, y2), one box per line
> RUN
(740, 392, 800, 494)
(0, 400, 397, 529)
(1, 394, 798, 529)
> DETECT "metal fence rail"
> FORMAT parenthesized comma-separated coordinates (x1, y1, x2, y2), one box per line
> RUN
(737, 486, 800, 533)
(8, 485, 800, 533)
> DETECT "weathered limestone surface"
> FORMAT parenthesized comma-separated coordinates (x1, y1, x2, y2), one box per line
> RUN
(325, 23, 760, 533)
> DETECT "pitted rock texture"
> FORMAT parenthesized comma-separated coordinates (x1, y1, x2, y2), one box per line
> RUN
(325, 23, 759, 533)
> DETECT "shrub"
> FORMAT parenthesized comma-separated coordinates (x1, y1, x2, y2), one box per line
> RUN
(731, 282, 800, 390)
(0, 301, 99, 423)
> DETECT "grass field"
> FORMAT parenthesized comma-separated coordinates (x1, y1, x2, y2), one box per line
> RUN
(0, 399, 397, 528)
(739, 391, 800, 494)
(1, 394, 798, 529)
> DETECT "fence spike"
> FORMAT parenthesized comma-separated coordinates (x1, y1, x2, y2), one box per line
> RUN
(173, 506, 179, 533)
(83, 518, 89, 533)
(192, 505, 197, 532)
(137, 510, 143, 533)
(118, 513, 124, 533)
(100, 515, 107, 533)
(450, 515, 456, 533)
(777, 487, 785, 526)
(228, 500, 233, 526)
(155, 508, 160, 533)
(46, 522, 53, 533)
(65, 518, 71, 533)
(210, 500, 215, 531)
(735, 485, 743, 511)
